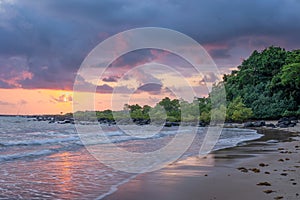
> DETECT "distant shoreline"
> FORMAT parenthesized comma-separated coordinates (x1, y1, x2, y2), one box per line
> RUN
(0, 115, 299, 131)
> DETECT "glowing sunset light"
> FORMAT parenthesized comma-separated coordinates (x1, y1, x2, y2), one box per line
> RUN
(0, 89, 75, 115)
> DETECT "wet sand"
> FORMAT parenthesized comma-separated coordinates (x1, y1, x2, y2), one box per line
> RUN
(105, 128, 300, 200)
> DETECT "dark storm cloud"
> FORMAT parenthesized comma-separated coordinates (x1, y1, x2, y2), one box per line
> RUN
(110, 50, 155, 69)
(138, 83, 163, 95)
(73, 74, 109, 93)
(0, 0, 300, 90)
(209, 48, 231, 59)
(102, 76, 119, 83)
(96, 84, 114, 94)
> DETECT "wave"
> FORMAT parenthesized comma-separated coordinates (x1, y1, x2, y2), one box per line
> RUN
(95, 174, 138, 200)
(77, 128, 194, 146)
(0, 149, 56, 162)
(213, 128, 263, 151)
(0, 129, 181, 148)
(0, 136, 80, 147)
(0, 128, 181, 148)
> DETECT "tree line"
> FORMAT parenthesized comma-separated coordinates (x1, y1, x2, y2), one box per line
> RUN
(73, 46, 300, 123)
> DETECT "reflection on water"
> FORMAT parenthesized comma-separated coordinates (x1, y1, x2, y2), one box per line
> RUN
(52, 152, 74, 199)
(0, 148, 133, 199)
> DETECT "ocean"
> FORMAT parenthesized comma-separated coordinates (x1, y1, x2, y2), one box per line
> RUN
(0, 116, 262, 199)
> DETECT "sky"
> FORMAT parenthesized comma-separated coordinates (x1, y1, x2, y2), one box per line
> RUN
(0, 0, 300, 114)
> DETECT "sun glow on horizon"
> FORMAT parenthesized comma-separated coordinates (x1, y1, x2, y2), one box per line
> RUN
(0, 88, 75, 115)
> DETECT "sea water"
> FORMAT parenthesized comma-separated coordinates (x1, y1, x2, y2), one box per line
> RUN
(0, 116, 262, 199)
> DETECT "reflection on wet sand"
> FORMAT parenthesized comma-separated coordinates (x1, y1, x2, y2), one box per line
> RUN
(159, 154, 215, 177)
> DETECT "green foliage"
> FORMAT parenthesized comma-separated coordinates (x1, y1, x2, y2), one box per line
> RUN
(124, 103, 151, 120)
(74, 111, 98, 121)
(223, 46, 300, 118)
(158, 97, 181, 119)
(211, 104, 226, 124)
(96, 109, 113, 120)
(227, 97, 253, 122)
(180, 100, 199, 122)
(148, 105, 167, 122)
(280, 63, 300, 89)
(199, 110, 211, 123)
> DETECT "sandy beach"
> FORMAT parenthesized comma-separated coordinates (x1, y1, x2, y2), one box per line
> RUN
(105, 127, 300, 200)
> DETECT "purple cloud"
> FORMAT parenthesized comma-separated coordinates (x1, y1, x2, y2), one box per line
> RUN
(0, 0, 299, 91)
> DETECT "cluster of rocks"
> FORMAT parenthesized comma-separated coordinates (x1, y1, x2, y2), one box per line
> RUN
(165, 121, 208, 127)
(244, 121, 269, 128)
(98, 119, 205, 127)
(33, 116, 75, 124)
(276, 117, 298, 128)
(97, 118, 116, 125)
(53, 118, 75, 124)
(32, 115, 299, 129)
(164, 122, 180, 127)
(33, 116, 54, 122)
(98, 118, 152, 126)
(198, 121, 208, 127)
(244, 117, 298, 128)
(133, 119, 150, 125)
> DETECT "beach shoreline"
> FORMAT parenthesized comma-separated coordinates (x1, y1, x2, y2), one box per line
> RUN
(104, 126, 300, 200)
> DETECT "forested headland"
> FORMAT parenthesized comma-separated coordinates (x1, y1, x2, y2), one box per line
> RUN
(73, 46, 300, 124)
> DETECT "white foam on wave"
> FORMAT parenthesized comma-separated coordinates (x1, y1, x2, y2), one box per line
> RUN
(0, 128, 187, 151)
(94, 174, 138, 200)
(0, 136, 79, 146)
(105, 131, 124, 137)
(78, 127, 195, 146)
(213, 128, 263, 151)
(0, 149, 55, 162)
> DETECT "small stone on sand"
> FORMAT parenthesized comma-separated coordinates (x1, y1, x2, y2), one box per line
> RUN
(263, 190, 275, 194)
(237, 167, 248, 173)
(257, 182, 271, 186)
(249, 168, 260, 173)
(259, 163, 268, 167)
(274, 196, 283, 200)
